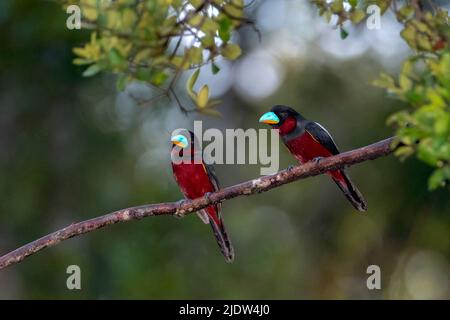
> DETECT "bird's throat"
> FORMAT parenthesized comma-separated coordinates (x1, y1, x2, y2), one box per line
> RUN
(277, 116, 297, 135)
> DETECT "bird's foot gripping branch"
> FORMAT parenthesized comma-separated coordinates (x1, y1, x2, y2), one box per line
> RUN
(0, 137, 395, 270)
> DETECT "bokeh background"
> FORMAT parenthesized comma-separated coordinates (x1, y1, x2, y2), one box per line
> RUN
(0, 0, 449, 299)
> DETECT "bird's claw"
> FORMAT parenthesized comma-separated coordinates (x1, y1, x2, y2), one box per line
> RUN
(287, 165, 295, 172)
(204, 192, 213, 203)
(174, 199, 187, 219)
(312, 157, 324, 164)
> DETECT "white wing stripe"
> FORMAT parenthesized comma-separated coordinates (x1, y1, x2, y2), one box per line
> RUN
(314, 122, 339, 148)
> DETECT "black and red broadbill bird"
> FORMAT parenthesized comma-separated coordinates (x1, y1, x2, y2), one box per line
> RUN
(259, 105, 367, 212)
(170, 130, 234, 262)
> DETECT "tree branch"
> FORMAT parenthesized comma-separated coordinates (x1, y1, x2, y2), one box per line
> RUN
(0, 137, 396, 270)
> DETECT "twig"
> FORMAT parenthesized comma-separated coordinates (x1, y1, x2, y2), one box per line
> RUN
(411, 0, 424, 20)
(128, 90, 169, 107)
(169, 87, 191, 114)
(0, 137, 396, 270)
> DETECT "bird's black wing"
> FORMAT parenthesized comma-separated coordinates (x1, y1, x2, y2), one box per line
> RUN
(202, 161, 222, 214)
(305, 121, 340, 155)
(204, 162, 220, 192)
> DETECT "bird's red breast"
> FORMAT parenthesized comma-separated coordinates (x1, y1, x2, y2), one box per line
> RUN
(172, 162, 214, 198)
(278, 116, 297, 135)
(285, 131, 333, 162)
(283, 131, 345, 182)
(172, 161, 222, 226)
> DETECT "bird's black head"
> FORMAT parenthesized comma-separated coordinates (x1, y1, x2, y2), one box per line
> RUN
(259, 105, 304, 130)
(271, 105, 302, 123)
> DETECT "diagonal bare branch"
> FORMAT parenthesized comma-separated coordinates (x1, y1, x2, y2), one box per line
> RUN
(0, 137, 396, 270)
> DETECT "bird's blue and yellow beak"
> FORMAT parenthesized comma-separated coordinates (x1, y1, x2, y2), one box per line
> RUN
(171, 134, 189, 148)
(259, 112, 280, 124)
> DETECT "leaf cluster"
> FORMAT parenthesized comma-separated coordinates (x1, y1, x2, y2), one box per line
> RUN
(314, 0, 450, 190)
(65, 0, 245, 112)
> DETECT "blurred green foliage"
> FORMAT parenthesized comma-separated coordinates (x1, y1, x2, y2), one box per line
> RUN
(313, 0, 450, 190)
(375, 54, 450, 190)
(64, 0, 245, 114)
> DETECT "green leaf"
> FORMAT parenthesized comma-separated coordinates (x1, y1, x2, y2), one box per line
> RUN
(187, 69, 200, 101)
(188, 13, 203, 27)
(188, 47, 203, 66)
(221, 43, 242, 60)
(197, 107, 222, 117)
(401, 60, 413, 76)
(372, 72, 396, 89)
(218, 16, 232, 42)
(351, 9, 365, 24)
(390, 137, 403, 150)
(405, 89, 426, 105)
(82, 64, 102, 77)
(189, 0, 203, 9)
(387, 111, 414, 127)
(150, 70, 169, 86)
(201, 18, 219, 35)
(349, 0, 358, 8)
(202, 35, 215, 48)
(325, 10, 333, 23)
(417, 139, 440, 166)
(394, 145, 415, 160)
(73, 58, 93, 66)
(376, 0, 391, 14)
(135, 68, 153, 82)
(417, 34, 433, 51)
(426, 88, 446, 108)
(161, 16, 177, 34)
(108, 48, 126, 68)
(428, 167, 450, 190)
(397, 5, 414, 22)
(206, 99, 221, 108)
(401, 24, 416, 49)
(116, 74, 127, 91)
(340, 27, 349, 40)
(171, 56, 189, 70)
(399, 74, 412, 91)
(331, 0, 343, 13)
(211, 63, 220, 75)
(434, 112, 450, 135)
(224, 2, 243, 20)
(196, 85, 209, 109)
(134, 49, 152, 64)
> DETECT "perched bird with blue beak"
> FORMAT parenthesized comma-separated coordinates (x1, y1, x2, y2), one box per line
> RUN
(260, 105, 367, 212)
(170, 131, 234, 262)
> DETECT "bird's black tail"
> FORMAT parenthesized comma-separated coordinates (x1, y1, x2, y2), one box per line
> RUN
(206, 207, 234, 262)
(332, 170, 368, 212)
